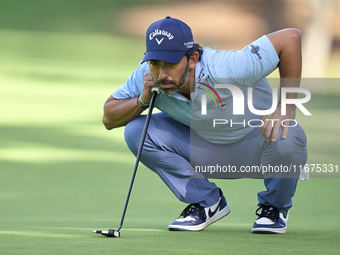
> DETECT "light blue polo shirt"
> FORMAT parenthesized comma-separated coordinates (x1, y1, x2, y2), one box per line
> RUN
(112, 35, 280, 144)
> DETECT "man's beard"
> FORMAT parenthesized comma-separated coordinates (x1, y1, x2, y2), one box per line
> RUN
(155, 63, 190, 95)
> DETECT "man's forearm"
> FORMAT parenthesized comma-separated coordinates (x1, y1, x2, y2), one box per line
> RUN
(102, 96, 146, 130)
(261, 29, 302, 141)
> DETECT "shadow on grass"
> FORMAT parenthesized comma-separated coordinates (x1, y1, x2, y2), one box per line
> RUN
(0, 124, 127, 152)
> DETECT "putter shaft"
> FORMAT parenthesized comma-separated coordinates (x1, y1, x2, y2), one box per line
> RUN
(93, 88, 160, 237)
(117, 88, 160, 231)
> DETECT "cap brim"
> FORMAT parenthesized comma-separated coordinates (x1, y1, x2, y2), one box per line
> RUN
(142, 50, 186, 64)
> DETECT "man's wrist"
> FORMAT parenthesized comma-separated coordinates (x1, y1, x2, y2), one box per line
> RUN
(137, 95, 149, 109)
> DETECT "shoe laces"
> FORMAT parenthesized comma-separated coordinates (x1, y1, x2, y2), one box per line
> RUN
(180, 203, 205, 220)
(256, 205, 279, 221)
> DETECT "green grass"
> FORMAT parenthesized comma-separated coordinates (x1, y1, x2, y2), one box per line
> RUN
(0, 0, 165, 34)
(0, 27, 340, 255)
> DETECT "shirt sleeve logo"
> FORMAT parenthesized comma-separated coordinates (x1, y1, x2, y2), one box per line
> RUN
(250, 44, 262, 59)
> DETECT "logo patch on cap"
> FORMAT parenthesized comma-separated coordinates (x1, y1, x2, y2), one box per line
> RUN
(184, 41, 194, 48)
(155, 38, 164, 45)
(149, 29, 174, 41)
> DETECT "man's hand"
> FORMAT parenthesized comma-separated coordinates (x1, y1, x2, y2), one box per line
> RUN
(102, 70, 158, 130)
(260, 104, 296, 142)
(140, 70, 157, 105)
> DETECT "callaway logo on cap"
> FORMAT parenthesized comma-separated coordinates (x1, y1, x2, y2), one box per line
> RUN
(142, 16, 194, 64)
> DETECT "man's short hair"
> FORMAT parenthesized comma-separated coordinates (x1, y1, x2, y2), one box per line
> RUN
(185, 43, 203, 62)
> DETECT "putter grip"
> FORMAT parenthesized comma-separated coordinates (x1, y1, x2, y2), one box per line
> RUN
(151, 87, 161, 94)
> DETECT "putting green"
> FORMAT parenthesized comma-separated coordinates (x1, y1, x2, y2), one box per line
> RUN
(1, 8, 339, 254)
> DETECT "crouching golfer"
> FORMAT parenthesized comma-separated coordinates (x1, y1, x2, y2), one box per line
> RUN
(102, 17, 307, 234)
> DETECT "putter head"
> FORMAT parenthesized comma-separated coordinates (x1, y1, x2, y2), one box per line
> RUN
(93, 229, 120, 237)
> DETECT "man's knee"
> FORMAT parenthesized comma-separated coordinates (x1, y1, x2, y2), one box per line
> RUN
(270, 124, 307, 160)
(124, 116, 146, 155)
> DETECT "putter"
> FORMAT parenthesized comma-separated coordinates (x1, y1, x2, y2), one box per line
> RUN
(93, 87, 160, 238)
